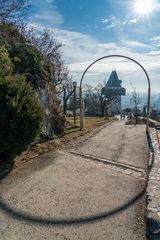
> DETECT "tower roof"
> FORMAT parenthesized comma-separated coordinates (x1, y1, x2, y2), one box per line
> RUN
(105, 70, 122, 88)
(101, 70, 126, 96)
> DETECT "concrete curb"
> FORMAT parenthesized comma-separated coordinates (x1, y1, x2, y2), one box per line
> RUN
(147, 128, 160, 240)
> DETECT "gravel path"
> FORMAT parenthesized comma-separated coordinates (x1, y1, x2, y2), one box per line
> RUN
(0, 120, 148, 240)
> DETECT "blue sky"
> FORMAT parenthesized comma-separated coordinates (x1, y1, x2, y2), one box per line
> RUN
(28, 0, 160, 92)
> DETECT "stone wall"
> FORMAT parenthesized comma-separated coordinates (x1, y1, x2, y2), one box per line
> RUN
(147, 127, 160, 239)
(36, 85, 55, 138)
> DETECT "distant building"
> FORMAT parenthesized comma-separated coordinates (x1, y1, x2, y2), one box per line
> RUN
(101, 70, 126, 115)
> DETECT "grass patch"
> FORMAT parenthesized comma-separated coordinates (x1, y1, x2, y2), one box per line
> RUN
(1, 117, 114, 175)
(64, 116, 113, 141)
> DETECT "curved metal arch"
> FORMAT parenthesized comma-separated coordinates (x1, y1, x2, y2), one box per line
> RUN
(79, 54, 151, 132)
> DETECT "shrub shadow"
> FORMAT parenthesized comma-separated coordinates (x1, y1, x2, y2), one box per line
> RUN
(0, 160, 14, 180)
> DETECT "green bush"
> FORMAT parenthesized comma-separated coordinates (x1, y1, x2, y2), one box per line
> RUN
(0, 43, 13, 77)
(12, 44, 51, 88)
(0, 75, 43, 161)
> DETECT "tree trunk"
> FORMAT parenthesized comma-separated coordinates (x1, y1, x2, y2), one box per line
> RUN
(101, 104, 105, 117)
(135, 105, 138, 125)
(63, 88, 68, 116)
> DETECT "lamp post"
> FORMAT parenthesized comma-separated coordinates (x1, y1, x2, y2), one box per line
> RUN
(73, 81, 77, 126)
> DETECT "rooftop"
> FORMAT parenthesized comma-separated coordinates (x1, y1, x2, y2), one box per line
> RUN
(105, 70, 122, 88)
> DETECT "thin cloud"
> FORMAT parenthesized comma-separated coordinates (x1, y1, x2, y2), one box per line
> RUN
(129, 18, 137, 23)
(122, 18, 138, 25)
(122, 21, 127, 25)
(150, 36, 160, 41)
(147, 51, 160, 56)
(31, 23, 160, 91)
(101, 16, 138, 30)
(149, 36, 160, 47)
(46, 0, 54, 3)
(122, 40, 153, 49)
(101, 16, 120, 30)
(155, 2, 160, 11)
(29, 0, 64, 26)
(101, 18, 109, 23)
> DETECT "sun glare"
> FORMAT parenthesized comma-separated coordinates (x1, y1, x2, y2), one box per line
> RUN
(133, 0, 156, 16)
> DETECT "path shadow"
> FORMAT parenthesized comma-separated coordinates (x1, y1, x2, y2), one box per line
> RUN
(0, 184, 146, 226)
(0, 131, 154, 227)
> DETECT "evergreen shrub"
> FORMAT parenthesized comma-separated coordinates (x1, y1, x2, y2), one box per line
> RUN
(0, 75, 43, 160)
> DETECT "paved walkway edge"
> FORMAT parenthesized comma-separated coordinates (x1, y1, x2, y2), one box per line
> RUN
(146, 128, 160, 240)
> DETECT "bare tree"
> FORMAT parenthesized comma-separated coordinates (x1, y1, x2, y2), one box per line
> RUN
(82, 84, 93, 96)
(38, 29, 69, 87)
(82, 83, 115, 117)
(96, 83, 115, 117)
(23, 26, 70, 88)
(82, 85, 98, 116)
(84, 93, 100, 116)
(0, 0, 30, 24)
(20, 24, 73, 117)
(61, 77, 74, 115)
(130, 83, 141, 124)
(25, 28, 62, 58)
(0, 1, 70, 89)
(54, 59, 69, 87)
